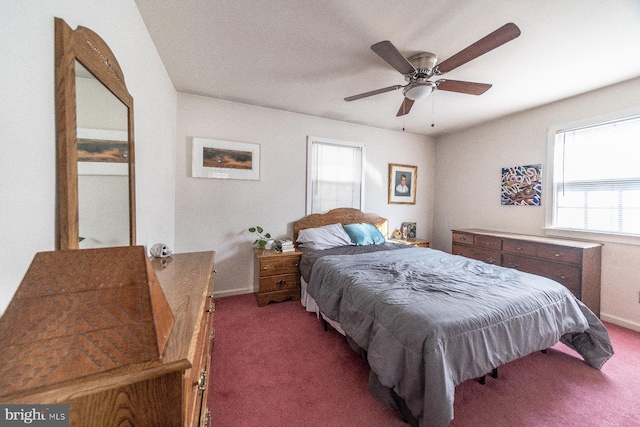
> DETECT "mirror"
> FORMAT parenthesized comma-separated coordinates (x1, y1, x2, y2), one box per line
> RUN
(55, 18, 136, 250)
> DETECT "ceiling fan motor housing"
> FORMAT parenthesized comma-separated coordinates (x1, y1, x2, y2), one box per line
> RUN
(403, 52, 438, 100)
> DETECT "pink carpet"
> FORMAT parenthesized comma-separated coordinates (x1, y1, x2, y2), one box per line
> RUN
(209, 294, 640, 426)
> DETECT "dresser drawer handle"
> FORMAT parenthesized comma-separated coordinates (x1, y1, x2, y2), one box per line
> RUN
(559, 275, 567, 280)
(206, 301, 216, 313)
(516, 247, 522, 251)
(553, 253, 562, 257)
(194, 369, 207, 391)
(485, 242, 491, 246)
(210, 328, 216, 341)
(276, 279, 286, 287)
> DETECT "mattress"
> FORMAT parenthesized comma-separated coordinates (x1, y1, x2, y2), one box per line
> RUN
(301, 245, 613, 427)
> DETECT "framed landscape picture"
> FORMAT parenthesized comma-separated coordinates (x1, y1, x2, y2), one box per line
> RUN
(192, 137, 260, 180)
(389, 163, 417, 204)
(77, 128, 129, 176)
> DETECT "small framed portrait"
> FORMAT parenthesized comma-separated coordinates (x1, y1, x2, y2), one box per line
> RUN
(389, 163, 417, 204)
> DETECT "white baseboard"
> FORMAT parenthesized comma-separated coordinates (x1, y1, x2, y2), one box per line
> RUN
(213, 287, 254, 299)
(600, 312, 640, 332)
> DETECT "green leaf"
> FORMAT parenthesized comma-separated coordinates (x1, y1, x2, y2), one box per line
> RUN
(249, 227, 256, 233)
(265, 233, 271, 238)
(258, 240, 267, 247)
(257, 226, 264, 233)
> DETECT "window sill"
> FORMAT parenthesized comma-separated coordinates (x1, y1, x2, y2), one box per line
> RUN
(543, 227, 640, 246)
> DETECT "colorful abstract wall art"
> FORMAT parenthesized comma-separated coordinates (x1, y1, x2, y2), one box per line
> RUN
(501, 164, 542, 206)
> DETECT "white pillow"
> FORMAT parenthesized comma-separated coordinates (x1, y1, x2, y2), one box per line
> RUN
(296, 223, 354, 250)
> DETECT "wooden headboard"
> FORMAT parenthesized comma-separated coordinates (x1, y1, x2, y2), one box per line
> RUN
(293, 208, 388, 246)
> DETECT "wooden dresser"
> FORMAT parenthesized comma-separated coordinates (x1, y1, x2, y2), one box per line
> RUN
(0, 250, 216, 427)
(254, 248, 301, 306)
(452, 229, 602, 317)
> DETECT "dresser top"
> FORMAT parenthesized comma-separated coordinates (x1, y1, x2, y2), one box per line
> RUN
(453, 229, 603, 249)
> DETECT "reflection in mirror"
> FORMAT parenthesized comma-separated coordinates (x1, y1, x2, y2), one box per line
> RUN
(75, 62, 130, 248)
(55, 18, 136, 250)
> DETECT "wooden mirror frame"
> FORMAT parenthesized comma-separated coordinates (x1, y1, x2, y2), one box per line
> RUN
(55, 18, 136, 249)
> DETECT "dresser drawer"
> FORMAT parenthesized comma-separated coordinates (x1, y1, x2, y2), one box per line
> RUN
(535, 244, 582, 265)
(474, 235, 502, 251)
(259, 256, 301, 276)
(452, 232, 474, 245)
(452, 244, 501, 265)
(259, 273, 300, 293)
(502, 239, 537, 257)
(503, 254, 581, 295)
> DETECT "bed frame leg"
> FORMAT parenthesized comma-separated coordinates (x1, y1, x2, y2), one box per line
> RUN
(478, 367, 498, 385)
(323, 319, 328, 331)
(541, 349, 548, 354)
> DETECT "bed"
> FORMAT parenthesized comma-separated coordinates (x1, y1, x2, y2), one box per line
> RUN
(293, 208, 613, 427)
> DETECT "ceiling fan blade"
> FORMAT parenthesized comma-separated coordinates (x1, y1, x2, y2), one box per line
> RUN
(436, 79, 492, 95)
(396, 98, 415, 117)
(344, 85, 403, 102)
(371, 41, 416, 75)
(435, 23, 521, 74)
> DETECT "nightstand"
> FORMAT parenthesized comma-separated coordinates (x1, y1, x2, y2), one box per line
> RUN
(389, 238, 431, 248)
(254, 248, 302, 306)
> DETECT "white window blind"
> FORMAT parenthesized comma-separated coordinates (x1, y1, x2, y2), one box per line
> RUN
(307, 137, 364, 214)
(552, 115, 640, 235)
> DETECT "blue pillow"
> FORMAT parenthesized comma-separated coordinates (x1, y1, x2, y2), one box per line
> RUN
(343, 223, 386, 246)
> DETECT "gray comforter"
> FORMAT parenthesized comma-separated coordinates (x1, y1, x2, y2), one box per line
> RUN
(305, 246, 613, 427)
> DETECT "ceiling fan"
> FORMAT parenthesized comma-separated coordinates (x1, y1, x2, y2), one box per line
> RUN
(344, 23, 521, 117)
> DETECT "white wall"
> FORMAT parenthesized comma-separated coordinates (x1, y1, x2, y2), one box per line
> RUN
(0, 0, 177, 313)
(176, 93, 435, 297)
(433, 76, 640, 331)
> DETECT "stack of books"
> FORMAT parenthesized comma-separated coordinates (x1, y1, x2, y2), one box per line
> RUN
(280, 238, 295, 253)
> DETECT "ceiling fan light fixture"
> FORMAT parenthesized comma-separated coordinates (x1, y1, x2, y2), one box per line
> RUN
(404, 83, 434, 100)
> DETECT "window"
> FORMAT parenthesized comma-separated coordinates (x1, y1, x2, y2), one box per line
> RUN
(550, 114, 640, 236)
(306, 137, 364, 214)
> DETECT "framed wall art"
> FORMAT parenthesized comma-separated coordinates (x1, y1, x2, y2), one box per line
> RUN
(501, 164, 542, 206)
(192, 137, 260, 180)
(389, 163, 417, 204)
(77, 128, 129, 176)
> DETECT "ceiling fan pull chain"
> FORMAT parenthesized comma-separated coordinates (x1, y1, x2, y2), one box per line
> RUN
(431, 92, 436, 128)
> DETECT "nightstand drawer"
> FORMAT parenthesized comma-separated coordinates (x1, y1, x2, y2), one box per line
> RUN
(259, 273, 300, 293)
(259, 256, 300, 276)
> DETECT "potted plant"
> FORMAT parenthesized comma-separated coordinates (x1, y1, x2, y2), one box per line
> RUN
(248, 226, 272, 248)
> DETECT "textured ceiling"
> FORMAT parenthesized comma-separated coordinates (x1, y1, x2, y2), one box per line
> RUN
(134, 0, 640, 136)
